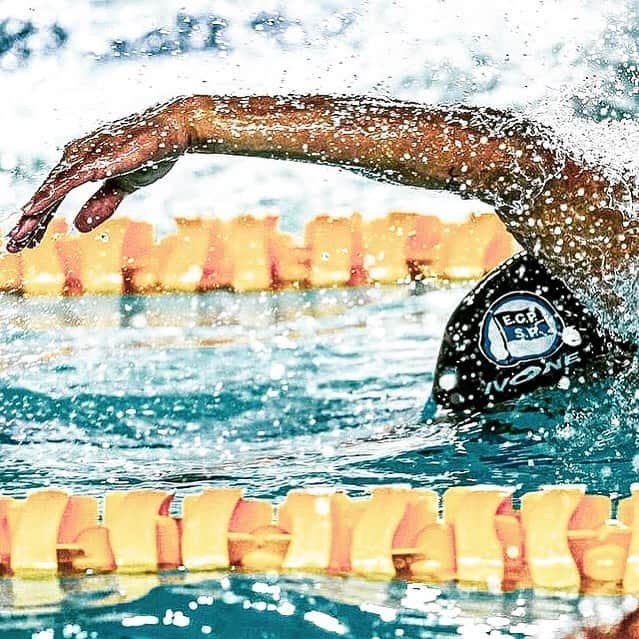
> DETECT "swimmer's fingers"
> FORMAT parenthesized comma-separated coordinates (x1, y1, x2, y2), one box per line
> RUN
(18, 117, 184, 222)
(9, 149, 179, 248)
(6, 201, 61, 253)
(9, 101, 187, 248)
(18, 148, 150, 221)
(5, 162, 114, 250)
(8, 170, 134, 250)
(6, 163, 80, 249)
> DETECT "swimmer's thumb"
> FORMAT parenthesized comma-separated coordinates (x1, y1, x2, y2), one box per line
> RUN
(74, 179, 127, 233)
(74, 159, 177, 232)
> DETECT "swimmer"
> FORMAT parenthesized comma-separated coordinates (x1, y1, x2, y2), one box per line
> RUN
(8, 95, 636, 312)
(7, 95, 639, 411)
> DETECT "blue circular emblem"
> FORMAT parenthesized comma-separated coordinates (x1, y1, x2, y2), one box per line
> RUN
(479, 292, 564, 367)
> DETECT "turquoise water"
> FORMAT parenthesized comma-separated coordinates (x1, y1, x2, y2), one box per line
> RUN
(0, 285, 636, 637)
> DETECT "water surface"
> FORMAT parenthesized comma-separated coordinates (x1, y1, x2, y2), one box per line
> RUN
(0, 284, 636, 637)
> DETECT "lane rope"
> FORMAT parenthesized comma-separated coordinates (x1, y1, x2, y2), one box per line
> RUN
(2, 483, 638, 593)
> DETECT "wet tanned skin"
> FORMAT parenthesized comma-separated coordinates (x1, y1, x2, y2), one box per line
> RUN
(7, 96, 639, 635)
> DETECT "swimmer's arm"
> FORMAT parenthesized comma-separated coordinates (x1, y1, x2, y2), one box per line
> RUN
(183, 95, 566, 242)
(9, 94, 628, 277)
(183, 95, 558, 203)
(183, 96, 637, 299)
(9, 95, 559, 250)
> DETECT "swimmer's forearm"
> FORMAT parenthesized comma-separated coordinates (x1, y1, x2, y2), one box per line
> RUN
(179, 95, 622, 257)
(179, 94, 558, 215)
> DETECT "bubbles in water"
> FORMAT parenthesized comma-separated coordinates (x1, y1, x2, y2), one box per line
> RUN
(269, 362, 286, 380)
(557, 376, 570, 390)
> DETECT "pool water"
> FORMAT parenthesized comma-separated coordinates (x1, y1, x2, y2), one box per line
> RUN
(0, 284, 636, 637)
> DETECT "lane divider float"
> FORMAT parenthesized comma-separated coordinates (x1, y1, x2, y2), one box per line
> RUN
(2, 483, 638, 593)
(0, 212, 518, 296)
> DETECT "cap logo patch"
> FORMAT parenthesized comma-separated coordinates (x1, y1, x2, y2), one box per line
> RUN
(479, 292, 564, 367)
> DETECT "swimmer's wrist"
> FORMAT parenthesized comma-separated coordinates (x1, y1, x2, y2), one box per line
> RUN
(168, 95, 219, 153)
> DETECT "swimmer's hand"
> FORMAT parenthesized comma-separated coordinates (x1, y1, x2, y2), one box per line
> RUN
(7, 98, 190, 252)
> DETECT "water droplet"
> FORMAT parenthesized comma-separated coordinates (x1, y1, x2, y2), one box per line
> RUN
(562, 326, 582, 347)
(438, 370, 458, 391)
